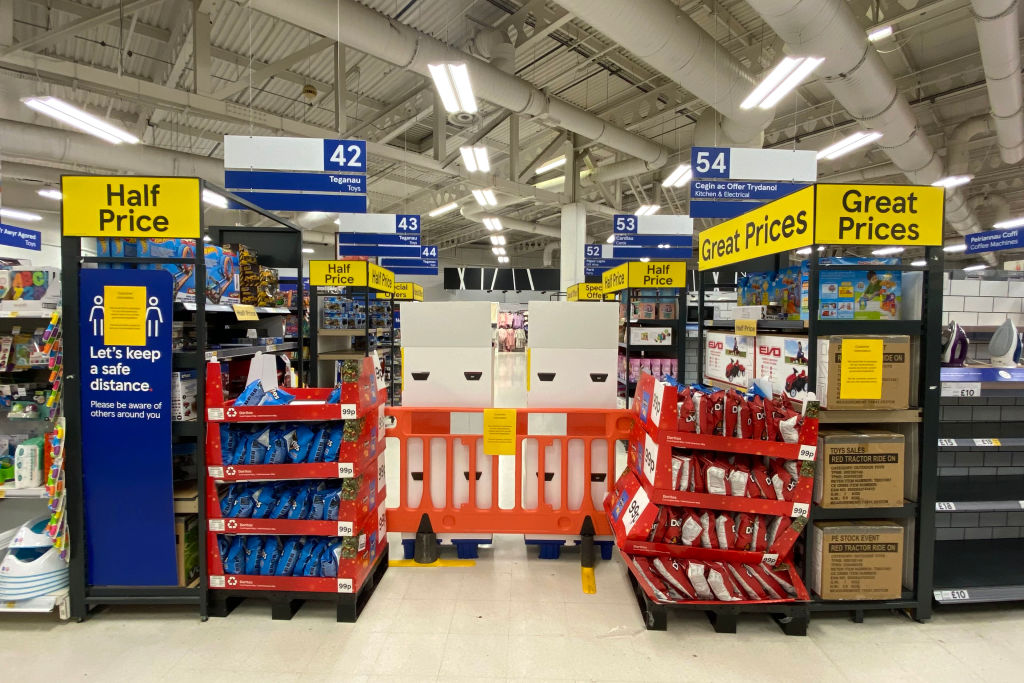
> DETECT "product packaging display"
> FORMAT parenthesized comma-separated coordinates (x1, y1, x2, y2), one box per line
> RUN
(171, 370, 198, 422)
(808, 521, 905, 600)
(754, 334, 811, 403)
(815, 335, 912, 410)
(138, 238, 198, 301)
(204, 245, 240, 304)
(814, 431, 906, 508)
(703, 332, 754, 390)
(0, 267, 62, 310)
(624, 551, 804, 603)
(175, 515, 200, 587)
(0, 515, 69, 601)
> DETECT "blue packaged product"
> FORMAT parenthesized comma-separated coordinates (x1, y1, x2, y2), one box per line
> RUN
(138, 238, 197, 300)
(288, 426, 315, 464)
(288, 483, 322, 520)
(236, 379, 266, 407)
(301, 539, 329, 577)
(309, 428, 329, 463)
(276, 536, 305, 576)
(220, 424, 237, 462)
(228, 486, 256, 518)
(250, 486, 277, 519)
(323, 426, 344, 463)
(326, 386, 342, 404)
(320, 540, 342, 578)
(800, 257, 901, 320)
(228, 429, 254, 466)
(291, 537, 319, 576)
(266, 428, 293, 465)
(259, 537, 281, 576)
(243, 536, 263, 574)
(223, 536, 246, 574)
(259, 387, 295, 406)
(270, 486, 297, 519)
(220, 484, 242, 516)
(311, 486, 341, 521)
(247, 427, 271, 464)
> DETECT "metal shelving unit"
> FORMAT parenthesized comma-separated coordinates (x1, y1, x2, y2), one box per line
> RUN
(614, 286, 687, 405)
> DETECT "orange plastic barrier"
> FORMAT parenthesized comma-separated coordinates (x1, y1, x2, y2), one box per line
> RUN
(385, 407, 633, 536)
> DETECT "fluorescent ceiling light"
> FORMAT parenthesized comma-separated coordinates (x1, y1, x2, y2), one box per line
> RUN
(872, 246, 905, 256)
(202, 235, 212, 242)
(472, 188, 498, 207)
(489, 235, 506, 245)
(635, 204, 660, 217)
(993, 216, 1024, 229)
(202, 188, 229, 209)
(910, 259, 927, 267)
(816, 131, 883, 160)
(492, 246, 506, 255)
(795, 247, 812, 255)
(931, 175, 972, 188)
(639, 257, 651, 263)
(606, 234, 614, 244)
(482, 217, 503, 232)
(943, 243, 968, 253)
(963, 264, 988, 272)
(301, 247, 315, 254)
(37, 188, 62, 200)
(535, 156, 566, 175)
(498, 256, 509, 264)
(427, 63, 477, 113)
(868, 25, 894, 42)
(459, 145, 490, 173)
(428, 202, 459, 217)
(22, 96, 139, 144)
(0, 208, 42, 221)
(661, 164, 692, 188)
(740, 56, 824, 110)
(533, 175, 567, 190)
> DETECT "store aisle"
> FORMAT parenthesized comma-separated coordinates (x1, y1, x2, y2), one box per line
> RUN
(3, 355, 1022, 682)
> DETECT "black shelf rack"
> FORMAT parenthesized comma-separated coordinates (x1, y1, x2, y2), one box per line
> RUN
(62, 179, 305, 621)
(612, 283, 687, 404)
(694, 246, 943, 623)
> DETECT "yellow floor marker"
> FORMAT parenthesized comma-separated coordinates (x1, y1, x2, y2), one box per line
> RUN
(389, 559, 476, 568)
(581, 566, 597, 594)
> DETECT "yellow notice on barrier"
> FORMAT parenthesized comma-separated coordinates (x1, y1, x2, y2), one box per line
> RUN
(483, 408, 517, 455)
(815, 184, 944, 246)
(102, 285, 147, 346)
(233, 304, 258, 321)
(61, 176, 201, 238)
(603, 262, 687, 292)
(839, 338, 884, 400)
(734, 319, 758, 337)
(698, 185, 815, 270)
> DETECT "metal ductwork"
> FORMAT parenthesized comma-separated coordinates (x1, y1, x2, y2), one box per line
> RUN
(971, 0, 1024, 164)
(947, 114, 997, 176)
(968, 192, 1012, 224)
(554, 0, 771, 147)
(245, 0, 670, 168)
(460, 201, 561, 239)
(745, 0, 992, 263)
(543, 241, 560, 266)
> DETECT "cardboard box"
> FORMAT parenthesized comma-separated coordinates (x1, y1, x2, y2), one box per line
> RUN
(657, 303, 677, 320)
(175, 514, 200, 587)
(628, 326, 672, 346)
(171, 370, 198, 422)
(809, 521, 904, 600)
(754, 334, 810, 401)
(705, 331, 754, 390)
(816, 335, 911, 410)
(801, 258, 902, 321)
(815, 430, 905, 508)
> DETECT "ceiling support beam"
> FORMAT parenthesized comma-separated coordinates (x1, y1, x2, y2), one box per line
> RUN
(508, 114, 520, 181)
(0, 0, 13, 49)
(518, 132, 565, 183)
(432, 92, 445, 162)
(24, 0, 171, 43)
(192, 1, 212, 95)
(214, 37, 334, 101)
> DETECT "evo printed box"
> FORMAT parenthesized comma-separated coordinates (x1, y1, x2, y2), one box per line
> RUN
(815, 336, 911, 410)
(754, 334, 811, 402)
(703, 331, 753, 389)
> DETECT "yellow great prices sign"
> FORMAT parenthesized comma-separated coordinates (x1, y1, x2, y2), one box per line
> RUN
(815, 184, 944, 246)
(61, 176, 200, 238)
(698, 185, 814, 270)
(602, 261, 686, 292)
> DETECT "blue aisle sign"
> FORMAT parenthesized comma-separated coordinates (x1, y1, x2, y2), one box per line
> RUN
(380, 245, 439, 275)
(79, 269, 177, 586)
(689, 146, 816, 218)
(223, 135, 367, 213)
(612, 246, 691, 259)
(583, 244, 626, 277)
(337, 243, 421, 258)
(0, 223, 41, 250)
(336, 232, 420, 246)
(966, 228, 1024, 254)
(335, 215, 425, 258)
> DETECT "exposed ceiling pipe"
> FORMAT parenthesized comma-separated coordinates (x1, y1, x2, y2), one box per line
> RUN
(968, 192, 1012, 226)
(822, 162, 901, 183)
(460, 201, 560, 239)
(543, 242, 560, 266)
(245, 0, 670, 168)
(553, 0, 771, 147)
(947, 114, 997, 176)
(970, 0, 1024, 164)
(745, 0, 994, 264)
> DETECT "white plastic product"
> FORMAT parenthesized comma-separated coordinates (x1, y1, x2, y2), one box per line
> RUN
(13, 442, 42, 489)
(989, 319, 1021, 367)
(10, 516, 52, 549)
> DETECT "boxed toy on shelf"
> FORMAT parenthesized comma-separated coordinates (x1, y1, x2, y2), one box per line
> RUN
(204, 245, 240, 305)
(808, 521, 905, 600)
(138, 238, 198, 301)
(0, 267, 62, 311)
(703, 331, 753, 390)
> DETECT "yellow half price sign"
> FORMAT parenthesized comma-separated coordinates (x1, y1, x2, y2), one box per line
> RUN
(233, 304, 258, 321)
(839, 338, 884, 400)
(483, 408, 518, 455)
(603, 262, 686, 292)
(61, 176, 201, 238)
(734, 319, 758, 337)
(309, 260, 367, 287)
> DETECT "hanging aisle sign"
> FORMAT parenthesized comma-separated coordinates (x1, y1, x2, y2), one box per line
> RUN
(309, 260, 395, 293)
(689, 147, 816, 219)
(612, 214, 694, 248)
(0, 223, 41, 250)
(567, 282, 604, 301)
(697, 183, 945, 270)
(583, 244, 626, 278)
(602, 261, 687, 292)
(223, 135, 368, 213)
(61, 176, 200, 238)
(79, 268, 177, 585)
(336, 214, 423, 253)
(965, 227, 1024, 254)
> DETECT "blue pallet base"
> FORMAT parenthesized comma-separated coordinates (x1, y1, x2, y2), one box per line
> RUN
(401, 538, 489, 560)
(525, 540, 566, 559)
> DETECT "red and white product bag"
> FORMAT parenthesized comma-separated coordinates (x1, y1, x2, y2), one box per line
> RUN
(609, 469, 659, 541)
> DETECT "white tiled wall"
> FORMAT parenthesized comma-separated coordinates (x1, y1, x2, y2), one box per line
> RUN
(943, 274, 1024, 328)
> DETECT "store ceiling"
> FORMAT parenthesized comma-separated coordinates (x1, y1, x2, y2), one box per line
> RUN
(0, 0, 1020, 265)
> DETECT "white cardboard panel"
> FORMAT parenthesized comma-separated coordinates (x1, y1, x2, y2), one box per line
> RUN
(528, 301, 618, 349)
(729, 148, 817, 181)
(402, 347, 493, 407)
(527, 348, 617, 409)
(224, 136, 323, 171)
(401, 302, 494, 348)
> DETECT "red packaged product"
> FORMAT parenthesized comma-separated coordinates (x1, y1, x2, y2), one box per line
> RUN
(767, 565, 799, 597)
(751, 395, 768, 441)
(671, 454, 685, 490)
(699, 511, 719, 549)
(649, 506, 671, 543)
(734, 512, 754, 550)
(686, 561, 715, 600)
(700, 455, 729, 495)
(751, 463, 776, 500)
(728, 463, 750, 497)
(715, 512, 737, 550)
(771, 459, 799, 502)
(763, 399, 781, 442)
(751, 514, 769, 552)
(738, 396, 755, 438)
(677, 388, 697, 433)
(652, 557, 696, 600)
(679, 509, 703, 546)
(705, 561, 744, 601)
(661, 508, 684, 545)
(728, 563, 769, 600)
(723, 390, 743, 438)
(766, 515, 792, 549)
(690, 457, 706, 494)
(632, 556, 676, 602)
(744, 563, 786, 599)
